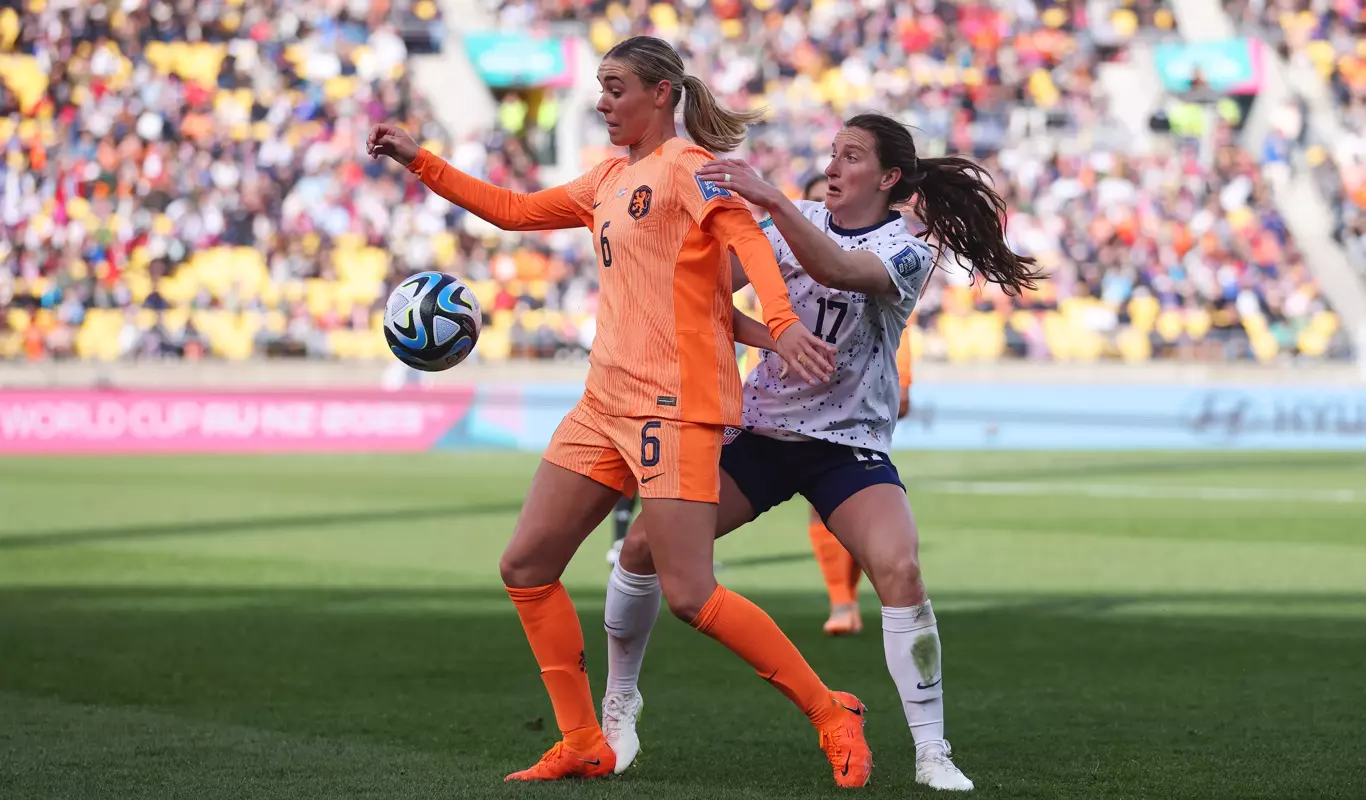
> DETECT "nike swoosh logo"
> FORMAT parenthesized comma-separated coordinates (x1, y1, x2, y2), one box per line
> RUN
(762, 668, 779, 682)
(917, 678, 942, 690)
(864, 463, 887, 471)
(640, 473, 664, 484)
(841, 752, 851, 776)
(579, 758, 601, 766)
(838, 701, 863, 717)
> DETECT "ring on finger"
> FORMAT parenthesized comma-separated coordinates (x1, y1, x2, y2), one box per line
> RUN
(724, 173, 731, 182)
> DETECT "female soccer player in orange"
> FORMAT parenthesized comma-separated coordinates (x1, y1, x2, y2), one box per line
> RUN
(368, 36, 873, 788)
(599, 113, 1042, 791)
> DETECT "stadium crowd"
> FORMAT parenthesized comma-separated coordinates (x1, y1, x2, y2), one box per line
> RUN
(1222, 0, 1365, 275)
(0, 0, 1355, 364)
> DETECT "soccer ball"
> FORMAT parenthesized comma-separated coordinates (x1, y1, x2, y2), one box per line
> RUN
(383, 271, 482, 372)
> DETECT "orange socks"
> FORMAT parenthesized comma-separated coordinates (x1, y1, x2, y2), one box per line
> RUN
(809, 518, 861, 607)
(690, 584, 835, 727)
(506, 582, 603, 751)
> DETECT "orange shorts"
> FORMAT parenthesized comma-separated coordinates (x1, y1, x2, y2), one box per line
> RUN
(544, 402, 723, 503)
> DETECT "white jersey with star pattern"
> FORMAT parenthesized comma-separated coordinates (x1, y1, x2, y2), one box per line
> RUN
(742, 200, 932, 453)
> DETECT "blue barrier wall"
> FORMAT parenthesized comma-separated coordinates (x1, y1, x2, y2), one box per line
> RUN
(437, 383, 1366, 451)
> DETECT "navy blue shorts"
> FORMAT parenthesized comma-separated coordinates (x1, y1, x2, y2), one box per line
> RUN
(720, 428, 905, 525)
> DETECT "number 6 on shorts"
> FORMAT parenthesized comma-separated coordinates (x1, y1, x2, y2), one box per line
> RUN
(640, 421, 661, 467)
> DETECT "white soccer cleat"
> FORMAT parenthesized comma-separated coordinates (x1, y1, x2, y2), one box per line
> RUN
(916, 741, 974, 791)
(601, 689, 643, 774)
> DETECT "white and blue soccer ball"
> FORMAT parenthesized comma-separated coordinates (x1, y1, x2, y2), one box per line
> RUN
(383, 271, 482, 372)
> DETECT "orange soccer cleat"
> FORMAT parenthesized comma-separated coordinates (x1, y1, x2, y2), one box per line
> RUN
(823, 604, 864, 637)
(504, 738, 617, 782)
(819, 691, 873, 788)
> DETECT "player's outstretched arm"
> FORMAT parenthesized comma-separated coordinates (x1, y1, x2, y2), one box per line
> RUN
(706, 209, 834, 382)
(367, 123, 585, 232)
(697, 159, 896, 295)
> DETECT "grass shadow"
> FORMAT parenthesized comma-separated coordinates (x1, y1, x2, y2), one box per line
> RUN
(1, 585, 1363, 799)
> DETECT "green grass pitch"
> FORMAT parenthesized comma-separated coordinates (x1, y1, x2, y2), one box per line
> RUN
(1, 451, 1364, 799)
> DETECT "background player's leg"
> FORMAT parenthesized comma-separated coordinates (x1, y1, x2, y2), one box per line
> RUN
(808, 505, 863, 635)
(501, 460, 622, 778)
(641, 495, 871, 786)
(642, 496, 837, 724)
(824, 483, 973, 791)
(606, 493, 637, 565)
(606, 471, 754, 698)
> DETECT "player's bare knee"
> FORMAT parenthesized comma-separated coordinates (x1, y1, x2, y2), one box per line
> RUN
(618, 528, 655, 575)
(499, 547, 553, 588)
(870, 554, 925, 607)
(660, 581, 712, 623)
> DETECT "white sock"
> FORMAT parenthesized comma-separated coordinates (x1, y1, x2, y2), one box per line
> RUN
(603, 563, 661, 694)
(882, 601, 946, 752)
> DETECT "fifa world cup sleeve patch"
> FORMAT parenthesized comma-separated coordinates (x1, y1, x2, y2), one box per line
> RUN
(890, 245, 925, 278)
(695, 174, 733, 201)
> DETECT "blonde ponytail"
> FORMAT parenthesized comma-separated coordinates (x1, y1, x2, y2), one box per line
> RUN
(680, 74, 766, 154)
(603, 36, 766, 154)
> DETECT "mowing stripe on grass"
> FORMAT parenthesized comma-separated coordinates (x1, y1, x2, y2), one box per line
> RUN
(921, 481, 1363, 504)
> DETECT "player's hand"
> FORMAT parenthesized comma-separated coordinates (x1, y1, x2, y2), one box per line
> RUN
(898, 387, 911, 419)
(367, 123, 420, 167)
(773, 324, 836, 384)
(696, 158, 785, 211)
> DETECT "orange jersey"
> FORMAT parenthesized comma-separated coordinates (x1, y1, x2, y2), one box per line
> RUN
(409, 140, 797, 426)
(896, 324, 913, 391)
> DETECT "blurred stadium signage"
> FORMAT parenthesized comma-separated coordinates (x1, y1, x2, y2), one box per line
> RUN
(3, 384, 1361, 455)
(0, 390, 475, 454)
(1152, 39, 1263, 95)
(463, 32, 573, 88)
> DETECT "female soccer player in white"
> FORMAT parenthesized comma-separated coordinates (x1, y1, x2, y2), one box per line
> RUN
(598, 112, 1042, 791)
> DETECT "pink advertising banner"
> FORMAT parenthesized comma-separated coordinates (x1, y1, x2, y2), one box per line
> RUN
(0, 389, 475, 454)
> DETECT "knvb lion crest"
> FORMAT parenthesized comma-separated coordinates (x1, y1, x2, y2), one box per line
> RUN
(628, 185, 653, 220)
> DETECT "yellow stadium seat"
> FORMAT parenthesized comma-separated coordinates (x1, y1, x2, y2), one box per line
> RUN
(938, 314, 972, 363)
(334, 233, 366, 252)
(328, 330, 352, 359)
(264, 310, 288, 335)
(305, 279, 336, 318)
(1311, 311, 1339, 335)
(1128, 295, 1159, 332)
(154, 308, 181, 336)
(1116, 327, 1152, 362)
(0, 332, 20, 359)
(908, 325, 925, 363)
(1250, 331, 1279, 363)
(1297, 329, 1328, 358)
(281, 280, 306, 305)
(0, 53, 49, 112)
(1185, 309, 1211, 341)
(7, 308, 30, 332)
(968, 312, 1006, 360)
(468, 279, 499, 312)
(1155, 311, 1183, 342)
(432, 233, 457, 266)
(478, 326, 512, 361)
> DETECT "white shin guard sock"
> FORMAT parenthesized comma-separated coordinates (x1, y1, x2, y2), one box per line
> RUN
(882, 601, 946, 751)
(603, 563, 662, 694)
